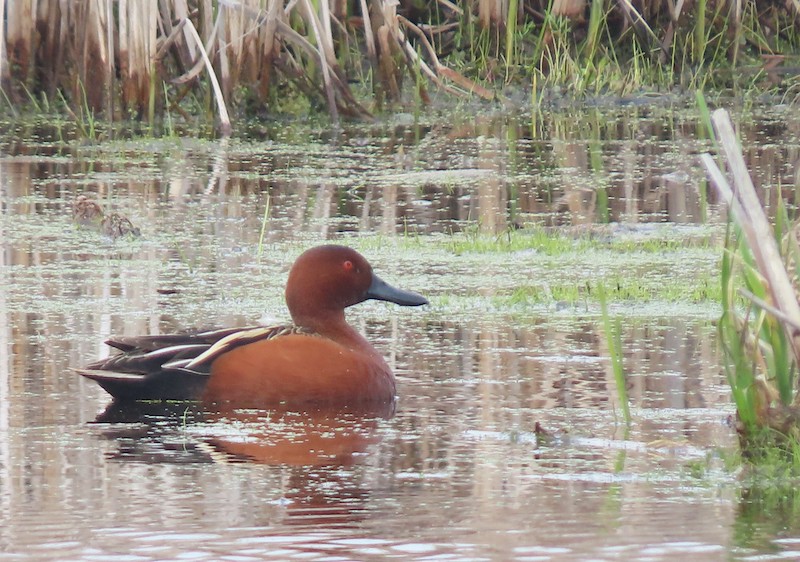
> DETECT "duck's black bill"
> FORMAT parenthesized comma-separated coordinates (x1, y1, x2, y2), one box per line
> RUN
(366, 274, 429, 306)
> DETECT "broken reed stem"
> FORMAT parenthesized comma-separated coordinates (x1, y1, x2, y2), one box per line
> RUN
(182, 18, 232, 136)
(396, 15, 494, 100)
(739, 288, 800, 333)
(617, 0, 659, 42)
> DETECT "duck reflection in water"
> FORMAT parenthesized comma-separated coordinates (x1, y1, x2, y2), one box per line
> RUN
(95, 400, 394, 466)
(95, 400, 393, 529)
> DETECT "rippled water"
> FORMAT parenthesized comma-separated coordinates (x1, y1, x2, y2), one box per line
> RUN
(2, 103, 800, 560)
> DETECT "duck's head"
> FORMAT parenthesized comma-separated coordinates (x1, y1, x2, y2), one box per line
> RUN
(285, 245, 428, 325)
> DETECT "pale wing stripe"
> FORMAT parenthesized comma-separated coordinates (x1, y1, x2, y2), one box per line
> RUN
(195, 326, 262, 338)
(144, 344, 210, 360)
(183, 326, 284, 369)
(75, 369, 144, 381)
(182, 325, 314, 370)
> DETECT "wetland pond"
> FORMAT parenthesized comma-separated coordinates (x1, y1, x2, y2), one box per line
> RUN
(1, 101, 800, 560)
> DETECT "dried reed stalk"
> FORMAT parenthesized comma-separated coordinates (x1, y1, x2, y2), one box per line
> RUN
(6, 0, 35, 96)
(3, 0, 497, 125)
(478, 0, 507, 29)
(105, 0, 114, 119)
(552, 0, 585, 17)
(36, 0, 60, 98)
(119, 0, 157, 116)
(165, 14, 221, 87)
(373, 0, 402, 102)
(729, 0, 743, 64)
(217, 7, 232, 104)
(358, 0, 378, 76)
(701, 109, 800, 365)
(216, 0, 371, 118)
(616, 0, 660, 46)
(83, 0, 110, 112)
(0, 0, 9, 91)
(300, 0, 339, 124)
(169, 0, 197, 68)
(218, 1, 267, 101)
(258, 0, 281, 98)
(659, 0, 686, 62)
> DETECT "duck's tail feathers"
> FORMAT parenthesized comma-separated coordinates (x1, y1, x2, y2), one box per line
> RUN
(75, 367, 209, 401)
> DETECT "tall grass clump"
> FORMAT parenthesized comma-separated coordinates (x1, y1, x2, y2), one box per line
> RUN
(703, 108, 800, 460)
(718, 221, 800, 453)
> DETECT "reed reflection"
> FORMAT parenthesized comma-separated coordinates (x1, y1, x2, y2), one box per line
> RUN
(403, 319, 722, 414)
(9, 107, 800, 242)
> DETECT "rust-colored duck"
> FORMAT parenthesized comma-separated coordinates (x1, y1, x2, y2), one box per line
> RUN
(78, 245, 428, 407)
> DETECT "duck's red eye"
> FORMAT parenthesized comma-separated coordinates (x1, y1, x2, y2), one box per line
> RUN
(343, 260, 354, 272)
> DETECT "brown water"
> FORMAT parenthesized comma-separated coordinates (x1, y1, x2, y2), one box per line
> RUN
(1, 102, 799, 560)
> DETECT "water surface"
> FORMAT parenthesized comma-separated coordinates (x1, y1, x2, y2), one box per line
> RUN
(1, 103, 799, 560)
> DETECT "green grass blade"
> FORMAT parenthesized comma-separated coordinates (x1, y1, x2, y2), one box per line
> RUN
(599, 285, 630, 426)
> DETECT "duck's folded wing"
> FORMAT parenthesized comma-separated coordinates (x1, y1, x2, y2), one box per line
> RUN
(175, 325, 313, 372)
(77, 325, 306, 401)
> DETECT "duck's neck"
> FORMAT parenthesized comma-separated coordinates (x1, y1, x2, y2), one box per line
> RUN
(294, 310, 381, 360)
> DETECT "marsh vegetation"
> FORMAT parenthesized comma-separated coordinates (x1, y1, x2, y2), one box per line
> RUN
(3, 0, 799, 134)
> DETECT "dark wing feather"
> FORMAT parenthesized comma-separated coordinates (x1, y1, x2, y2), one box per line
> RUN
(105, 326, 255, 352)
(77, 324, 312, 401)
(84, 344, 211, 374)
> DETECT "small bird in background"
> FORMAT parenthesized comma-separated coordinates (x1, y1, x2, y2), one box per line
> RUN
(100, 212, 141, 238)
(72, 194, 103, 226)
(72, 195, 141, 239)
